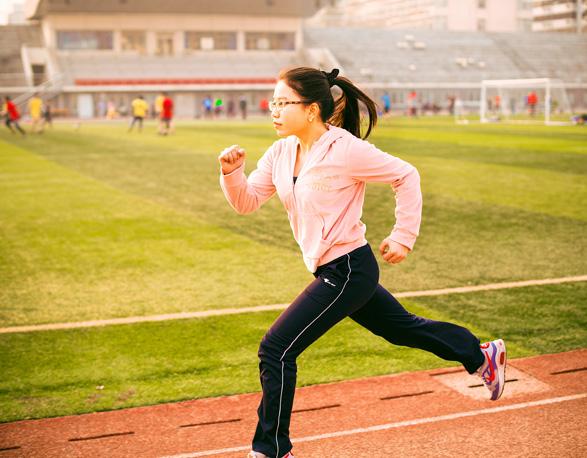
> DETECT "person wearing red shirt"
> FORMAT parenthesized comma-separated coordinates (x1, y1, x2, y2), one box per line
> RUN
(2, 96, 26, 135)
(158, 93, 174, 135)
(527, 91, 538, 117)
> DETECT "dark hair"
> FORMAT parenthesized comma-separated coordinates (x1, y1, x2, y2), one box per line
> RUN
(278, 66, 377, 139)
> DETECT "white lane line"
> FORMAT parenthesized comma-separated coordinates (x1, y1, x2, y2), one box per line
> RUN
(1, 275, 586, 334)
(160, 393, 587, 458)
(0, 304, 289, 334)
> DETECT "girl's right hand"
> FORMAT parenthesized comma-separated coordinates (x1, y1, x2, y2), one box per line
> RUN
(218, 144, 246, 175)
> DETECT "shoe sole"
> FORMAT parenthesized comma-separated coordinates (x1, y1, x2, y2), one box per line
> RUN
(492, 339, 507, 401)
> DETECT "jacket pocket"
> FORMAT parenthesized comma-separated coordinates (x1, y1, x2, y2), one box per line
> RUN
(300, 212, 327, 261)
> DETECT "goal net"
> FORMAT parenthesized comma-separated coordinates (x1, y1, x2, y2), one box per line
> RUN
(480, 78, 572, 125)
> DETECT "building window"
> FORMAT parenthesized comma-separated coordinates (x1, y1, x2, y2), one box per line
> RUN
(185, 31, 237, 51)
(121, 31, 146, 53)
(477, 18, 486, 31)
(155, 32, 174, 56)
(245, 32, 295, 50)
(57, 31, 113, 50)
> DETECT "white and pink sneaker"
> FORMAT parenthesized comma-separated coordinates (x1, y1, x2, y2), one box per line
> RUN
(247, 452, 294, 458)
(476, 339, 507, 401)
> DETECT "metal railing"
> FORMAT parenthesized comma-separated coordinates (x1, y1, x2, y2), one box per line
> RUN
(11, 73, 65, 107)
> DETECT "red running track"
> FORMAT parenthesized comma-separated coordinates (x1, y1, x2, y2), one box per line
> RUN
(1, 349, 586, 457)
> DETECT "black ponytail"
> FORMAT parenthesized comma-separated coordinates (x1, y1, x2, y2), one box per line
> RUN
(279, 67, 378, 139)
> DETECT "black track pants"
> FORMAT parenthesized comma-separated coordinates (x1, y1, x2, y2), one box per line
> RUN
(252, 244, 485, 457)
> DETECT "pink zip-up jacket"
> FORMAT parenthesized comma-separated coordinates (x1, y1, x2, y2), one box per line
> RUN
(220, 124, 422, 272)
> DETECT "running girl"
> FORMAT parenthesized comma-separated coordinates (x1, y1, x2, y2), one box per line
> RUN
(218, 67, 506, 458)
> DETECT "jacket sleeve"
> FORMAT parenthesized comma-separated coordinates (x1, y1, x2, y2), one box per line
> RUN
(346, 137, 422, 250)
(219, 144, 277, 214)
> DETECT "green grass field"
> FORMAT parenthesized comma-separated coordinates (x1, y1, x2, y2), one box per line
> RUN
(0, 117, 585, 423)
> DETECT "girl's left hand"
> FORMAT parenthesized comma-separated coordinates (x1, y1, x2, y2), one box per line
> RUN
(379, 238, 409, 264)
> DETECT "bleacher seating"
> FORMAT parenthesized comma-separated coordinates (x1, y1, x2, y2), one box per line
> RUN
(303, 27, 587, 84)
(0, 25, 42, 87)
(56, 51, 309, 85)
(1, 24, 585, 89)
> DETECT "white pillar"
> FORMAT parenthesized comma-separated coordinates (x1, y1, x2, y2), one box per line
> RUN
(174, 31, 184, 55)
(146, 31, 157, 55)
(113, 30, 122, 53)
(20, 45, 34, 87)
(237, 31, 246, 51)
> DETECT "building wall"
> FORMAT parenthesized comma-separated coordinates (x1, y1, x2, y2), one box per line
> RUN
(339, 0, 533, 32)
(532, 0, 587, 33)
(41, 13, 302, 52)
(446, 0, 530, 32)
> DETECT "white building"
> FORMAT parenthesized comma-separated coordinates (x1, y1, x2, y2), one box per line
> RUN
(532, 0, 586, 33)
(310, 0, 534, 33)
(14, 0, 325, 117)
(6, 2, 27, 25)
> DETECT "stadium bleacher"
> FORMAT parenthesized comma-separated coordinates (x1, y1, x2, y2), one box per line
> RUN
(303, 27, 587, 84)
(57, 51, 309, 86)
(0, 25, 42, 87)
(1, 10, 586, 116)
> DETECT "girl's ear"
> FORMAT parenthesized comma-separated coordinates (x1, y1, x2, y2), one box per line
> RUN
(310, 102, 320, 117)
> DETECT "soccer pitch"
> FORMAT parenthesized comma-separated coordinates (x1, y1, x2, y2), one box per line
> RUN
(0, 117, 585, 422)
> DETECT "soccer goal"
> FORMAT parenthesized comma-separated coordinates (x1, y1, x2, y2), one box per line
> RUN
(480, 78, 572, 125)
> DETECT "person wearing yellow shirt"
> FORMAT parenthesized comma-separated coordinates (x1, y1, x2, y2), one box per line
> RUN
(128, 95, 149, 132)
(154, 91, 165, 133)
(154, 92, 164, 116)
(28, 94, 44, 133)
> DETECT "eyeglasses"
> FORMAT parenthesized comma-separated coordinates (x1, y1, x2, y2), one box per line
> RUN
(269, 100, 308, 112)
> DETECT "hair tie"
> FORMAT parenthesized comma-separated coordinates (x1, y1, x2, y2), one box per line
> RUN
(321, 68, 339, 87)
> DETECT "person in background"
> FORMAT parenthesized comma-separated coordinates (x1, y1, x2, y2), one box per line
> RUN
(239, 95, 248, 120)
(381, 92, 391, 116)
(42, 100, 53, 128)
(97, 97, 107, 118)
(155, 92, 165, 117)
(447, 95, 456, 115)
(106, 101, 118, 119)
(2, 96, 26, 135)
(128, 95, 149, 133)
(214, 97, 223, 118)
(155, 91, 165, 131)
(203, 95, 213, 118)
(527, 91, 538, 117)
(227, 98, 235, 118)
(28, 93, 44, 133)
(158, 92, 173, 135)
(407, 90, 418, 117)
(259, 97, 269, 115)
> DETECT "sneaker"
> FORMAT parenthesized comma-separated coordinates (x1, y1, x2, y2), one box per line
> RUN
(247, 452, 294, 458)
(477, 339, 507, 401)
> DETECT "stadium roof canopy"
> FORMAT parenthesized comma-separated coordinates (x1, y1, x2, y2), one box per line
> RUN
(25, 0, 324, 19)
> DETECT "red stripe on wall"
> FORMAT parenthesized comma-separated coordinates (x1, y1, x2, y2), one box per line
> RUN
(75, 77, 277, 86)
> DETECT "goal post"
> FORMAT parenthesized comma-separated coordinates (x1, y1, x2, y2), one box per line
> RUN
(480, 78, 572, 125)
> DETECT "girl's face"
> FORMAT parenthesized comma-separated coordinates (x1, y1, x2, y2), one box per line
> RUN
(271, 80, 314, 137)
